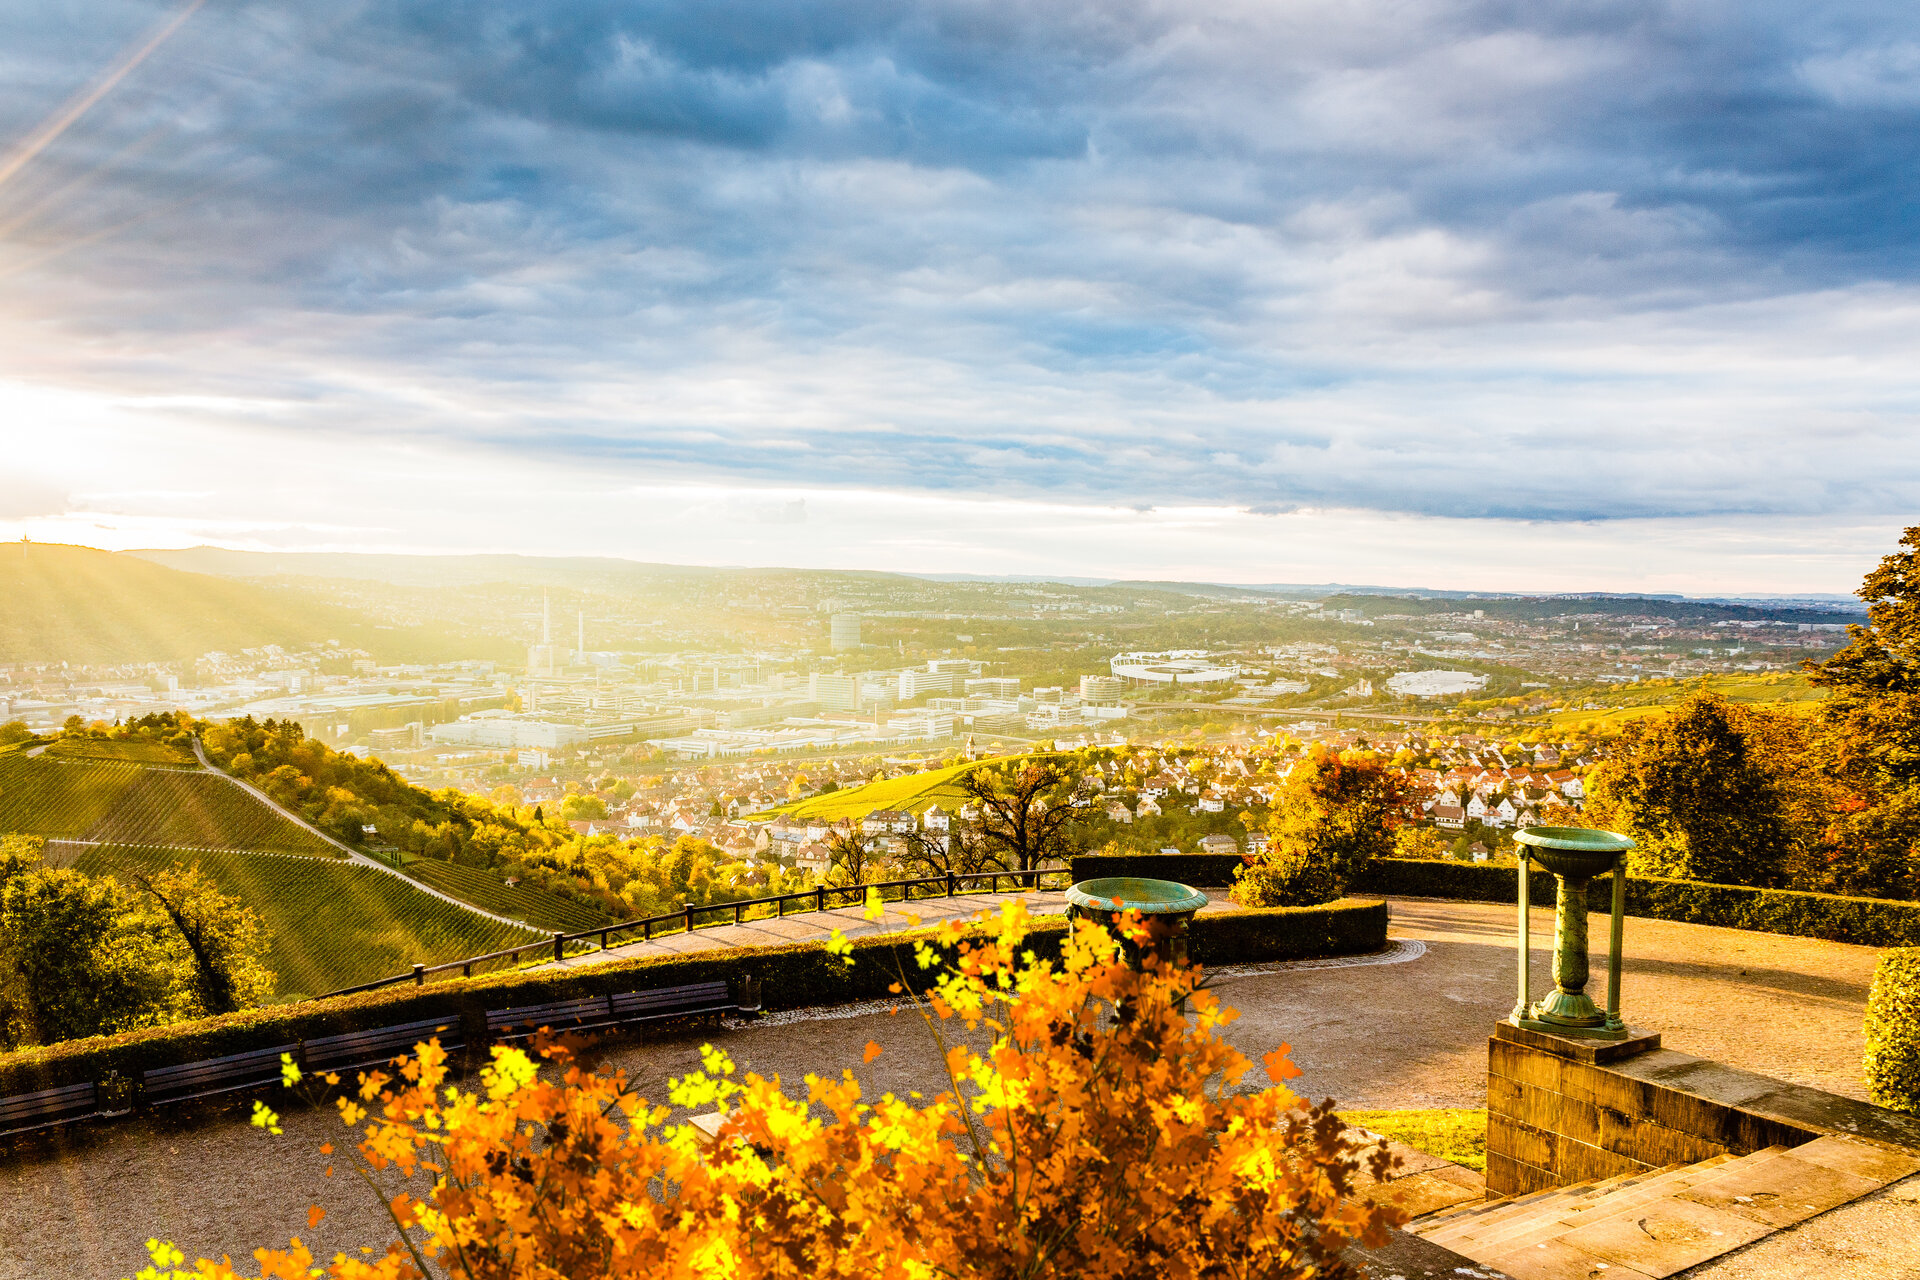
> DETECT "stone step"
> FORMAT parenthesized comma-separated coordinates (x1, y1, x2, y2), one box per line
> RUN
(1417, 1164, 1679, 1249)
(1448, 1152, 1767, 1258)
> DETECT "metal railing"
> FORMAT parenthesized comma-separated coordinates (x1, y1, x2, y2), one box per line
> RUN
(319, 867, 1071, 1000)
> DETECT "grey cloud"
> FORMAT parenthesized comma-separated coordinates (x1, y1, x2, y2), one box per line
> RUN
(1, 0, 1917, 522)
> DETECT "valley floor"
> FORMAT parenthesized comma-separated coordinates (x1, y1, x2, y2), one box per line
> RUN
(0, 899, 1886, 1279)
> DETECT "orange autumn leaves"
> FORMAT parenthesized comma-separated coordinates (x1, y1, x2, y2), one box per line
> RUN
(144, 903, 1399, 1280)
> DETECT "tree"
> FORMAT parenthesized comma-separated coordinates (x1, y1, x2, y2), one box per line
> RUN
(1234, 749, 1407, 907)
(129, 864, 275, 1017)
(823, 826, 893, 887)
(956, 755, 1092, 873)
(1811, 526, 1920, 791)
(0, 839, 181, 1047)
(161, 903, 1397, 1279)
(1583, 692, 1799, 888)
(0, 720, 32, 746)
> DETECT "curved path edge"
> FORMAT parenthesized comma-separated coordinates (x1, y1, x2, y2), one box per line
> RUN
(188, 737, 538, 934)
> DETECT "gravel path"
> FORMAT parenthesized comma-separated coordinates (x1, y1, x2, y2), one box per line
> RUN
(0, 897, 1888, 1279)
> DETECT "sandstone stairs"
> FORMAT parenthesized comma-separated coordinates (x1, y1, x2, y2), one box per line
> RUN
(1405, 1134, 1920, 1280)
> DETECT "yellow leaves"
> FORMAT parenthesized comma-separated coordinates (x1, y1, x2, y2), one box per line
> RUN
(153, 909, 1396, 1280)
(249, 1100, 283, 1136)
(824, 928, 855, 967)
(863, 884, 886, 921)
(279, 1053, 302, 1089)
(335, 1098, 365, 1128)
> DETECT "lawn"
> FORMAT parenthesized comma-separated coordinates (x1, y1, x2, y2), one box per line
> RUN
(1339, 1108, 1487, 1172)
(405, 858, 613, 933)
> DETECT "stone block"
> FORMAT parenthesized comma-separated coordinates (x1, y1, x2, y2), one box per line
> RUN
(1493, 1020, 1661, 1065)
(1490, 1112, 1557, 1170)
(1488, 1149, 1557, 1198)
(1553, 1132, 1645, 1185)
(1677, 1151, 1883, 1228)
(1787, 1134, 1920, 1183)
(1490, 1037, 1564, 1094)
(1483, 1236, 1659, 1280)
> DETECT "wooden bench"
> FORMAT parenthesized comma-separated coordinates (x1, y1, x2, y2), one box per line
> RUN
(0, 1081, 103, 1136)
(304, 1017, 465, 1078)
(142, 1043, 298, 1107)
(485, 995, 616, 1042)
(610, 981, 735, 1027)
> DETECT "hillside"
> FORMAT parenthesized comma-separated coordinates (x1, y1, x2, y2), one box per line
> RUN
(56, 844, 540, 999)
(1538, 673, 1828, 735)
(0, 541, 494, 664)
(0, 752, 339, 855)
(748, 755, 1027, 823)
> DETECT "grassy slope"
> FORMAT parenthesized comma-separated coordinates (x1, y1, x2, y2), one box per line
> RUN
(745, 756, 1012, 822)
(69, 845, 540, 999)
(405, 859, 612, 933)
(43, 738, 197, 765)
(1542, 673, 1828, 736)
(81, 768, 340, 856)
(0, 541, 491, 664)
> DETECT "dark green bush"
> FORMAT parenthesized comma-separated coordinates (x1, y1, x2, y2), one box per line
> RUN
(1866, 948, 1920, 1114)
(1070, 852, 1243, 886)
(0, 897, 1385, 1101)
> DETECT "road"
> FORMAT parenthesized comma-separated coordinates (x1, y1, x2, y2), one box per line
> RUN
(0, 895, 1887, 1279)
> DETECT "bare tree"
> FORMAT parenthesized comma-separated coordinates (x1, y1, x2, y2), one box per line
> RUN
(956, 756, 1091, 874)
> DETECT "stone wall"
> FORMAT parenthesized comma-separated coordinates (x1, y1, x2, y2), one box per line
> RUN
(1487, 1022, 1819, 1196)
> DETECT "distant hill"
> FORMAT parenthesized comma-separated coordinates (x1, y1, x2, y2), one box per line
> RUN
(0, 542, 496, 664)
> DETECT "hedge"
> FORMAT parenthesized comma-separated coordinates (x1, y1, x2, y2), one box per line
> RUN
(1069, 852, 1244, 887)
(1073, 853, 1920, 948)
(1866, 948, 1920, 1113)
(0, 897, 1385, 1101)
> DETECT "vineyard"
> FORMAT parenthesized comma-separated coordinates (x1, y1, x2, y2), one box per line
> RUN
(405, 858, 614, 934)
(0, 754, 145, 837)
(81, 768, 340, 856)
(43, 737, 196, 765)
(65, 845, 543, 999)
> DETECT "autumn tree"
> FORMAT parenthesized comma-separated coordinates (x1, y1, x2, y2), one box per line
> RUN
(957, 754, 1093, 873)
(1583, 691, 1803, 888)
(129, 864, 276, 1017)
(161, 902, 1398, 1280)
(1235, 749, 1407, 907)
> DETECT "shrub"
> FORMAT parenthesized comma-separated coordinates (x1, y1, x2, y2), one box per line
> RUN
(1070, 851, 1243, 886)
(1235, 749, 1407, 908)
(1866, 948, 1920, 1113)
(151, 903, 1399, 1279)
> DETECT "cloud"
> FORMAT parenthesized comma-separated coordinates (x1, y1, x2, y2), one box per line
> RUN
(0, 0, 1916, 543)
(0, 474, 69, 519)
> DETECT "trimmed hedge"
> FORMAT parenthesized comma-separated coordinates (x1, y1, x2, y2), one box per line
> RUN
(1070, 852, 1244, 887)
(1354, 858, 1920, 947)
(1077, 853, 1920, 948)
(1866, 948, 1920, 1113)
(0, 897, 1385, 1101)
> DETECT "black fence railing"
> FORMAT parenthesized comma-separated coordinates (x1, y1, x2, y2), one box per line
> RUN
(319, 867, 1071, 1000)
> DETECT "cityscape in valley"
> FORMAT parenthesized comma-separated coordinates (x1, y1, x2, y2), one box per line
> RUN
(6, 0, 1920, 1276)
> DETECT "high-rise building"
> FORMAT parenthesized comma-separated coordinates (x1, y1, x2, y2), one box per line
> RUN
(965, 676, 1020, 699)
(1080, 674, 1123, 705)
(830, 614, 862, 651)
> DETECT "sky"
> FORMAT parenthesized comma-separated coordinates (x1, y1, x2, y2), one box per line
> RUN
(0, 0, 1916, 593)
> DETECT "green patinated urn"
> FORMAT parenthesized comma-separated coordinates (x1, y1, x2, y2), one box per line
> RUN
(1066, 877, 1208, 971)
(1513, 826, 1636, 1037)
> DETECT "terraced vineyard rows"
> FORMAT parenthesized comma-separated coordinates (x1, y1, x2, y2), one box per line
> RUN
(0, 754, 144, 837)
(68, 845, 543, 998)
(406, 859, 613, 933)
(43, 737, 197, 765)
(79, 767, 341, 856)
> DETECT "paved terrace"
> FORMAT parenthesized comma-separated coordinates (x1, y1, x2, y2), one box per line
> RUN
(0, 897, 1897, 1280)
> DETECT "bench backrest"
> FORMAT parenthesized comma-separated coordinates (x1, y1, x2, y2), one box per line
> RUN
(143, 1044, 297, 1094)
(610, 982, 732, 1015)
(486, 995, 611, 1032)
(304, 1018, 464, 1067)
(0, 1081, 98, 1124)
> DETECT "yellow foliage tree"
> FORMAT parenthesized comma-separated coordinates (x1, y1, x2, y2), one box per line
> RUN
(142, 903, 1397, 1280)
